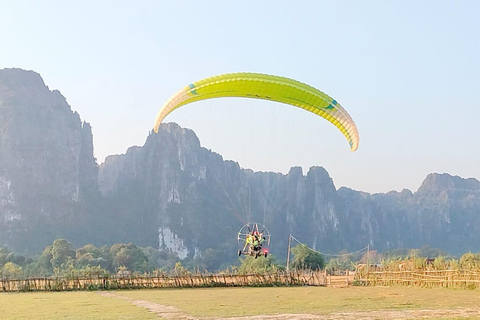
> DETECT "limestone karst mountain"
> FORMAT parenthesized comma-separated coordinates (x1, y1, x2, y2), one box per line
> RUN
(1, 68, 480, 261)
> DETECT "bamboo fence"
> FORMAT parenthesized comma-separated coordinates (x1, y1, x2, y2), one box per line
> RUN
(0, 270, 355, 292)
(356, 269, 480, 289)
(8, 268, 480, 292)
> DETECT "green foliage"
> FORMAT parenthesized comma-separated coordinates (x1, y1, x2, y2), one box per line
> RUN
(109, 243, 149, 272)
(382, 245, 449, 260)
(1, 262, 22, 279)
(380, 256, 402, 271)
(238, 254, 279, 274)
(0, 246, 28, 269)
(171, 261, 190, 276)
(325, 257, 354, 274)
(449, 258, 460, 270)
(381, 248, 410, 260)
(49, 239, 76, 268)
(432, 255, 448, 270)
(382, 246, 448, 261)
(141, 246, 163, 271)
(76, 244, 110, 270)
(156, 249, 181, 271)
(290, 244, 324, 270)
(459, 252, 480, 269)
(413, 257, 426, 269)
(418, 245, 448, 258)
(0, 247, 9, 266)
(190, 248, 225, 272)
(325, 250, 357, 273)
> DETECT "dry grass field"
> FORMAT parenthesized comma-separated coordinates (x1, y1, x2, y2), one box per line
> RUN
(0, 291, 158, 320)
(2, 286, 480, 319)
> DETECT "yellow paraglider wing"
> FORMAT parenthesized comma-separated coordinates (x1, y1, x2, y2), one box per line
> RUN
(153, 73, 359, 151)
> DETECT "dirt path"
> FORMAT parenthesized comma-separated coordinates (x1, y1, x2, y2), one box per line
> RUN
(221, 308, 480, 319)
(97, 291, 480, 319)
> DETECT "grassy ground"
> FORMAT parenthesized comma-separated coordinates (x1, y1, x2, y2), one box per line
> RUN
(2, 286, 480, 319)
(115, 286, 480, 318)
(0, 291, 158, 320)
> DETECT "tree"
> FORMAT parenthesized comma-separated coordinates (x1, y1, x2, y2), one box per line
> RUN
(238, 254, 280, 274)
(76, 244, 109, 270)
(325, 258, 343, 274)
(141, 246, 163, 271)
(0, 247, 11, 267)
(50, 239, 76, 268)
(156, 249, 181, 271)
(109, 243, 148, 272)
(290, 244, 324, 270)
(1, 262, 22, 279)
(192, 248, 224, 272)
(38, 246, 54, 272)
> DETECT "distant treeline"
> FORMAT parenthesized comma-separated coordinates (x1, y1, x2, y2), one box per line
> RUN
(1, 239, 479, 280)
(0, 239, 325, 279)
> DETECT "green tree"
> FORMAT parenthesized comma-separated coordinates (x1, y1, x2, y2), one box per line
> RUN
(156, 249, 181, 271)
(325, 258, 343, 274)
(38, 246, 54, 272)
(238, 254, 279, 274)
(50, 239, 76, 268)
(7, 252, 26, 266)
(291, 244, 324, 270)
(192, 248, 224, 272)
(141, 246, 163, 271)
(0, 247, 11, 267)
(109, 243, 148, 272)
(76, 244, 110, 270)
(1, 262, 22, 279)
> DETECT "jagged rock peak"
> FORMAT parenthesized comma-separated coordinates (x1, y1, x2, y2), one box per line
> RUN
(288, 166, 303, 177)
(0, 68, 74, 120)
(417, 173, 480, 195)
(307, 166, 330, 177)
(306, 166, 336, 188)
(155, 122, 201, 148)
(0, 68, 46, 89)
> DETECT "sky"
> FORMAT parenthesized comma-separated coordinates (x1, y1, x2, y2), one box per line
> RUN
(1, 1, 479, 194)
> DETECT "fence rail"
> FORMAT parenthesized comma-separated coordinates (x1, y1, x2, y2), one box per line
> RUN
(0, 270, 354, 292)
(357, 269, 480, 289)
(6, 268, 479, 292)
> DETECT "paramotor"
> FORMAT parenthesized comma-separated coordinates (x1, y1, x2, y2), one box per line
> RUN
(237, 222, 271, 259)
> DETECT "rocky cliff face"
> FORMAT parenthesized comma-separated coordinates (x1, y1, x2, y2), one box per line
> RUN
(2, 68, 480, 260)
(0, 68, 99, 252)
(337, 174, 480, 255)
(97, 123, 346, 259)
(98, 127, 480, 258)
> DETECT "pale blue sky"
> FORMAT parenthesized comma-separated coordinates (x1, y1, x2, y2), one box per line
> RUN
(1, 1, 479, 193)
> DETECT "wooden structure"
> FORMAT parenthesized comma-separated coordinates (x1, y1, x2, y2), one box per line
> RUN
(356, 269, 480, 289)
(0, 270, 354, 292)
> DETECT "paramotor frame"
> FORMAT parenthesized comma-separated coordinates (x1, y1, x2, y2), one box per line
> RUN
(237, 222, 271, 258)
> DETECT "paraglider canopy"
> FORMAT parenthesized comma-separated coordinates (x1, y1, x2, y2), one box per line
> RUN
(153, 72, 359, 151)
